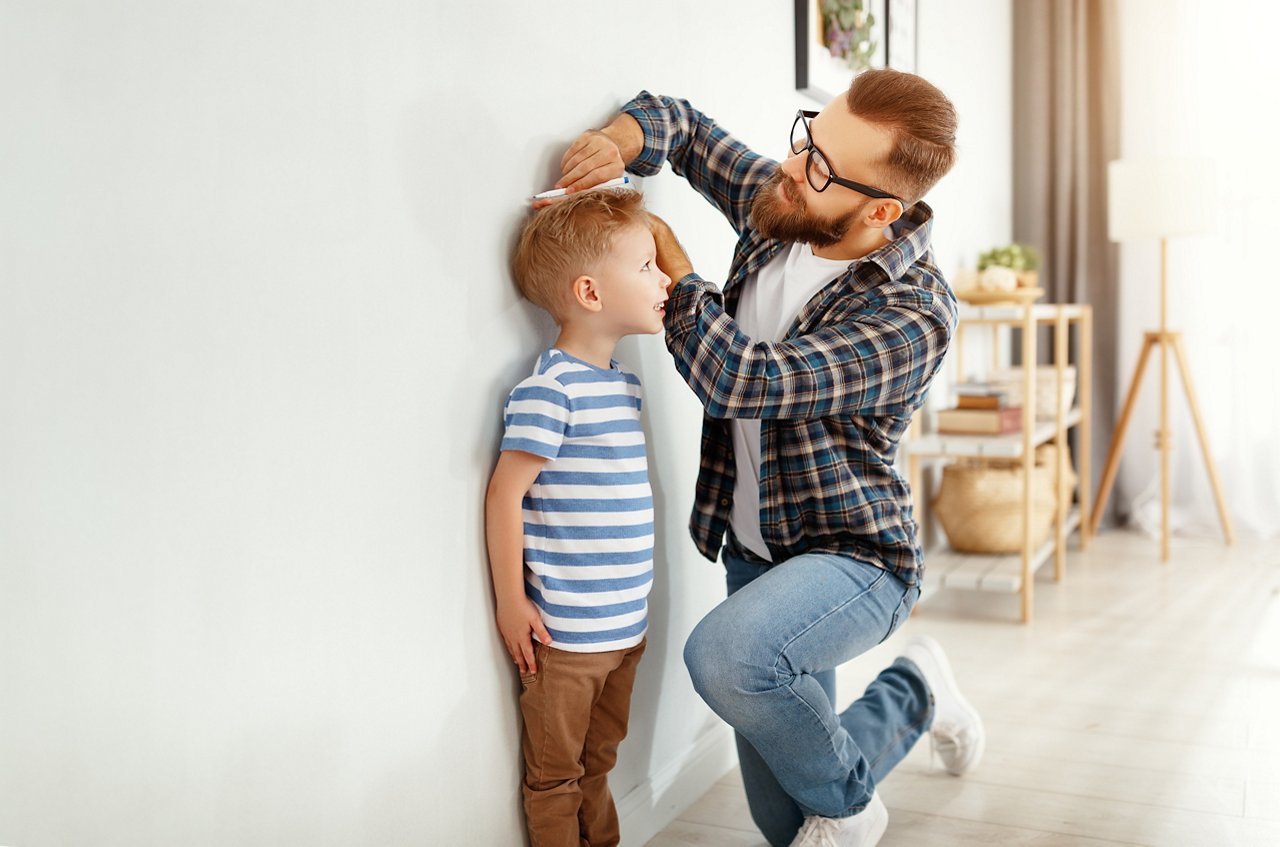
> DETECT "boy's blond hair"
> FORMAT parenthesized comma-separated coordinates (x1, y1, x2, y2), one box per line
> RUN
(512, 188, 647, 319)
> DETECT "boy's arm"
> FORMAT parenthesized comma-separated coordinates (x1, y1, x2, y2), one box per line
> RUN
(552, 91, 777, 237)
(485, 450, 554, 674)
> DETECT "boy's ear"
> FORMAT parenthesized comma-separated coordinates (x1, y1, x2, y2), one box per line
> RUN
(571, 274, 603, 313)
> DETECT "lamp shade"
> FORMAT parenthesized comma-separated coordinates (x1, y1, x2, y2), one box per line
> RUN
(1107, 157, 1216, 242)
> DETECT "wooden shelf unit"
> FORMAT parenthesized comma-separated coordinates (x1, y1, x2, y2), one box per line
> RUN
(905, 299, 1093, 622)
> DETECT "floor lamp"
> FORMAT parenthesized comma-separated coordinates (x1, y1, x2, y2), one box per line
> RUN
(1089, 158, 1235, 560)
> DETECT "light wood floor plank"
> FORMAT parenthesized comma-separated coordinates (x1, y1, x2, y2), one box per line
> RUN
(893, 749, 1245, 817)
(879, 772, 1280, 847)
(675, 782, 760, 834)
(880, 808, 1149, 847)
(644, 819, 767, 846)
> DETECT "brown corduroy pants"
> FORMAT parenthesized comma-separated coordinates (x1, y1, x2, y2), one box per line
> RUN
(518, 638, 646, 847)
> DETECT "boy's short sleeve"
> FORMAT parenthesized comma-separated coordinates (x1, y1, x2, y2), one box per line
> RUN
(500, 375, 571, 460)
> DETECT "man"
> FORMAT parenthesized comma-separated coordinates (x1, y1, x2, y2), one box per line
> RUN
(544, 69, 983, 847)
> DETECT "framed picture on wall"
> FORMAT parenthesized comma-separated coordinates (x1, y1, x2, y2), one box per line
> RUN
(795, 0, 918, 103)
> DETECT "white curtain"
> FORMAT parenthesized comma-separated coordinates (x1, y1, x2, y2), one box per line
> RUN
(1115, 0, 1280, 539)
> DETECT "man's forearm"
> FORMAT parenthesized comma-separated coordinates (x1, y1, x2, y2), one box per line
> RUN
(619, 91, 774, 237)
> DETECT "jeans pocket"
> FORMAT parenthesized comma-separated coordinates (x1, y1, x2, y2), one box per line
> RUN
(878, 584, 920, 644)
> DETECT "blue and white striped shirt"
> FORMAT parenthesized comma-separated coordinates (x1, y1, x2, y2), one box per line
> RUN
(500, 348, 653, 653)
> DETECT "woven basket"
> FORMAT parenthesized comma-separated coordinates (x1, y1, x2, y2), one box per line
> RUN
(932, 444, 1077, 554)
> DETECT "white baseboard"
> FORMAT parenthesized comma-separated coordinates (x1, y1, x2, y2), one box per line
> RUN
(617, 724, 738, 846)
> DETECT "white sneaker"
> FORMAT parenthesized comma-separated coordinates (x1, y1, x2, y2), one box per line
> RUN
(788, 792, 888, 846)
(901, 634, 985, 776)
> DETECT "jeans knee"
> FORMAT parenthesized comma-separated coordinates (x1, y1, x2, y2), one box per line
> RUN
(684, 613, 770, 712)
(684, 616, 730, 701)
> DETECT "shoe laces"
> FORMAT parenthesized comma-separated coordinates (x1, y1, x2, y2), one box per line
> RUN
(793, 815, 843, 847)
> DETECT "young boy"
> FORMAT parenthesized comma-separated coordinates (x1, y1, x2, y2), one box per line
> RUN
(485, 188, 670, 847)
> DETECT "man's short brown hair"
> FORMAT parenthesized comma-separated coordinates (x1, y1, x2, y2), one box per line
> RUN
(512, 189, 647, 319)
(846, 68, 958, 206)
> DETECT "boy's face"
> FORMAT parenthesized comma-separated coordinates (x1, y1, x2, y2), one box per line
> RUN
(593, 223, 670, 336)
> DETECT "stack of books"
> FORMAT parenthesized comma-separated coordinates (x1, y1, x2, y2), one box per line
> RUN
(936, 382, 1023, 435)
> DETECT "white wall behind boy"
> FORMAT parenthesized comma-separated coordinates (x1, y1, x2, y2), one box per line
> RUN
(0, 2, 1010, 844)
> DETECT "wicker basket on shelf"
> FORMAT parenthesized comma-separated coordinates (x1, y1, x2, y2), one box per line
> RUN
(931, 444, 1077, 554)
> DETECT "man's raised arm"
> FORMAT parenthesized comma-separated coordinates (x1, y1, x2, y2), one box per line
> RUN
(541, 92, 776, 236)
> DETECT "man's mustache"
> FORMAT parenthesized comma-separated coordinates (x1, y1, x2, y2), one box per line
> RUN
(772, 169, 805, 208)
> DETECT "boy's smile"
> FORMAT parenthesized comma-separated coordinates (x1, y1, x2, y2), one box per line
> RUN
(594, 223, 671, 337)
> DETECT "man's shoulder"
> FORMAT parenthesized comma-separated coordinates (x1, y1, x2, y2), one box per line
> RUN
(859, 271, 956, 320)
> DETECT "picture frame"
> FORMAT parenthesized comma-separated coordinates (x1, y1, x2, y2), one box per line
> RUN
(795, 0, 918, 104)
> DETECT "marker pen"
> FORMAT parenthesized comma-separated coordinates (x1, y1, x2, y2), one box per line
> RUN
(532, 176, 631, 200)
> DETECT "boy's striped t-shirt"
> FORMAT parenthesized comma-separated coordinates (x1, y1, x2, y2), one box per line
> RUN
(500, 348, 653, 653)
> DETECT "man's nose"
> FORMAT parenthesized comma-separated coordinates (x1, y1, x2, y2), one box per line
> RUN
(780, 153, 807, 183)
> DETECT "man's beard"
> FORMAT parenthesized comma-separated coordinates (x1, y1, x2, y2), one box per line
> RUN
(749, 168, 865, 248)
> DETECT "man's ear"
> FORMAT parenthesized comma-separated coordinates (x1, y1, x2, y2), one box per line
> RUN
(863, 198, 904, 228)
(570, 274, 603, 313)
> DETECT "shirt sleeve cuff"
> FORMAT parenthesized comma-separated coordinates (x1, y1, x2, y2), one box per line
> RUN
(665, 273, 719, 336)
(620, 90, 670, 178)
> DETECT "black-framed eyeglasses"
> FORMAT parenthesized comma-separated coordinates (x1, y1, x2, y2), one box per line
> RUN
(789, 110, 902, 202)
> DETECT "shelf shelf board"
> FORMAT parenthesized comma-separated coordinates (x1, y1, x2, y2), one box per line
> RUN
(927, 509, 1082, 594)
(955, 302, 1091, 322)
(906, 407, 1082, 459)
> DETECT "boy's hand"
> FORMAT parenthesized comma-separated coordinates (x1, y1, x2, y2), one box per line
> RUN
(647, 212, 694, 286)
(496, 594, 554, 674)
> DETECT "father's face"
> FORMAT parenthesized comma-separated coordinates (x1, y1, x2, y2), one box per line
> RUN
(749, 104, 897, 249)
(750, 168, 870, 248)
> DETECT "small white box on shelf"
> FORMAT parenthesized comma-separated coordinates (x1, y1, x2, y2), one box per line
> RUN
(986, 366, 1077, 419)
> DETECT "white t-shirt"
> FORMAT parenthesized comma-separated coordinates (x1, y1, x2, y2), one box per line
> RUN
(729, 242, 851, 561)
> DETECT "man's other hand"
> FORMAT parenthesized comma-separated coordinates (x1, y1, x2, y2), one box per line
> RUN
(647, 213, 694, 287)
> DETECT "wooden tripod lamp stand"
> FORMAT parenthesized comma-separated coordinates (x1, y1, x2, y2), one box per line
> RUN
(1089, 158, 1234, 560)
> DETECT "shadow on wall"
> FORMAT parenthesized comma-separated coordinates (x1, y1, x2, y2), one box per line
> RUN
(616, 334, 669, 800)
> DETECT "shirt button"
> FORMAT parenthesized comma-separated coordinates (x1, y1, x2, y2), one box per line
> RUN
(719, 498, 730, 506)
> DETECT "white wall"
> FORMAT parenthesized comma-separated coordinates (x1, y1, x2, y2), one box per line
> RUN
(0, 2, 1010, 845)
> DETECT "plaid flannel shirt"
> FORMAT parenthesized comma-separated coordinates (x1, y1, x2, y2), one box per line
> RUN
(622, 91, 956, 587)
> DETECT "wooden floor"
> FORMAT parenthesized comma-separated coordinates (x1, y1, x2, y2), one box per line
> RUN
(645, 530, 1280, 847)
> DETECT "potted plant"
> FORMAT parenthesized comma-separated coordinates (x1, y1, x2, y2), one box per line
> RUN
(977, 242, 1042, 289)
(820, 0, 879, 72)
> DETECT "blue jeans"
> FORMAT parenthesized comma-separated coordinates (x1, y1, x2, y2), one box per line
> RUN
(683, 549, 932, 847)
